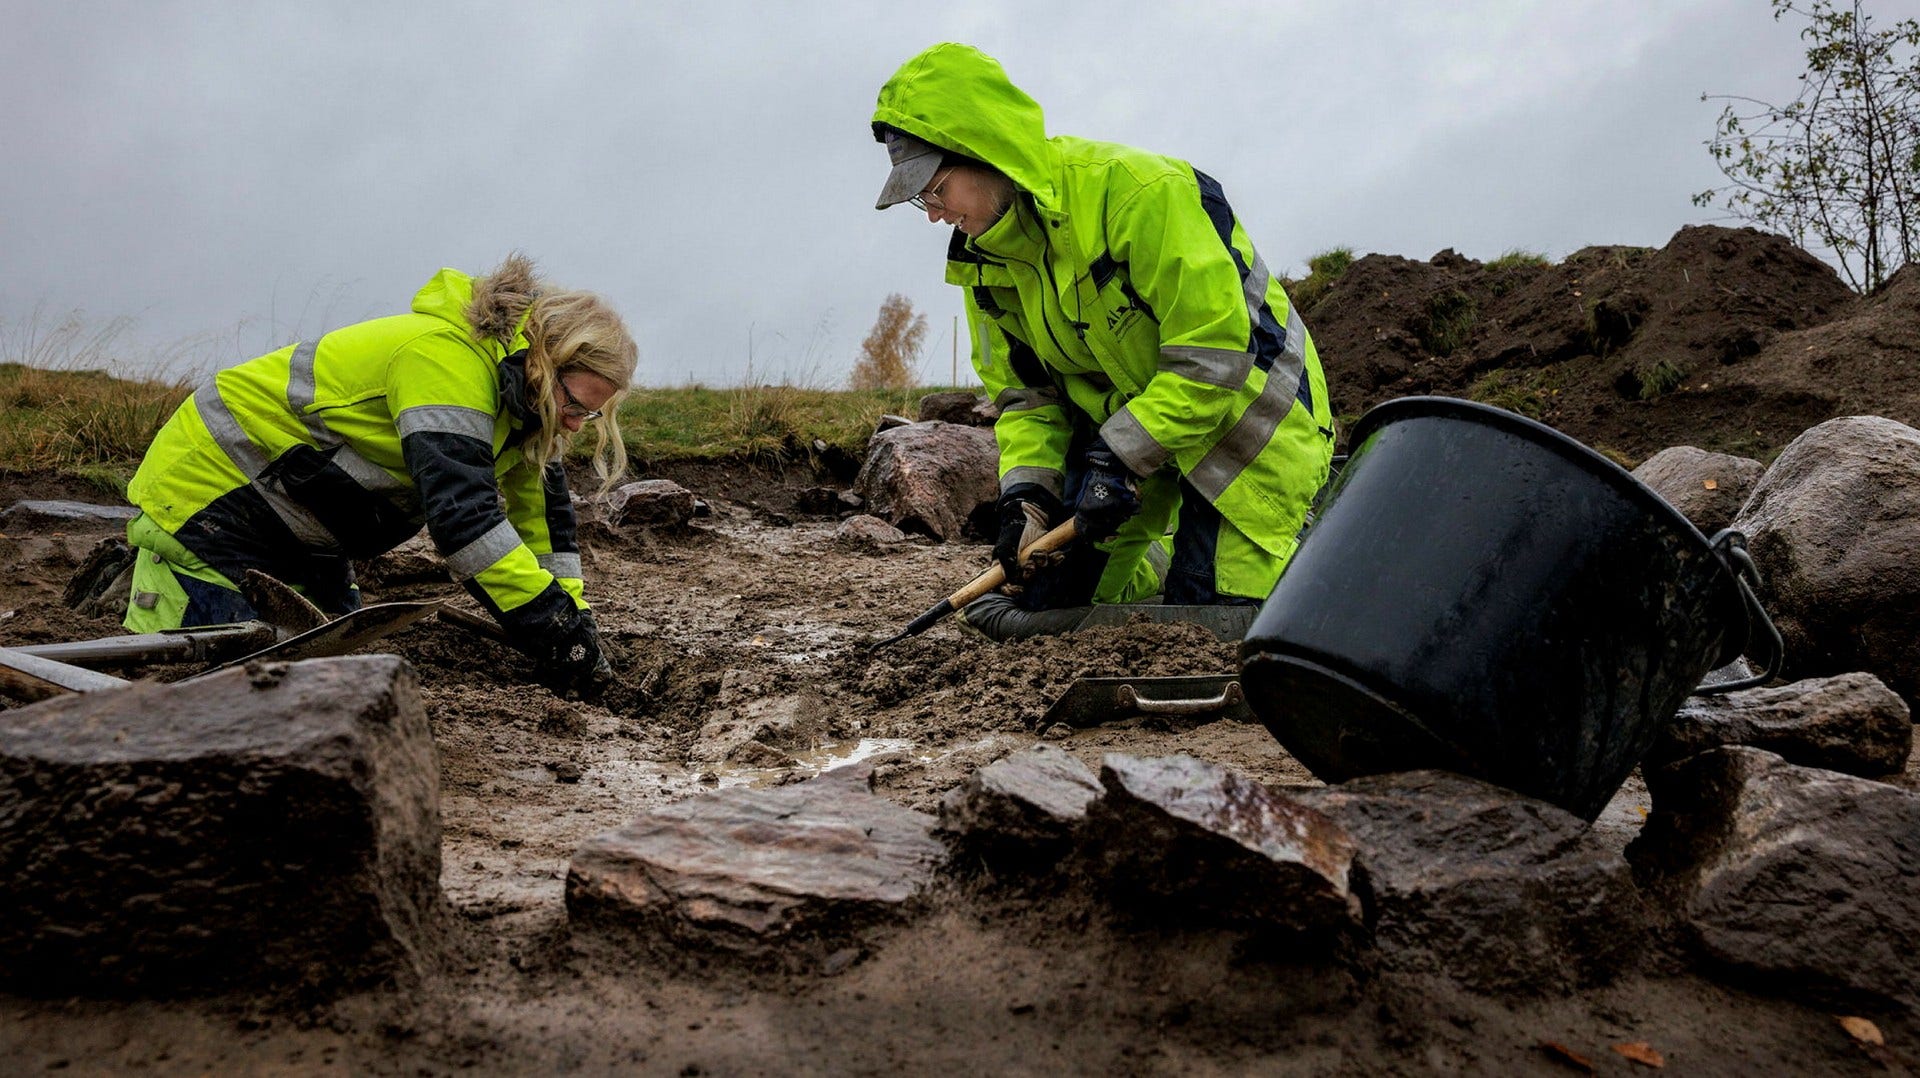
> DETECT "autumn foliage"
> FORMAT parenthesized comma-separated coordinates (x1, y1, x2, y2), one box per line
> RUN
(849, 293, 927, 390)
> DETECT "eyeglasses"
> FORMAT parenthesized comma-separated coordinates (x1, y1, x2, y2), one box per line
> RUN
(557, 380, 604, 421)
(909, 168, 956, 212)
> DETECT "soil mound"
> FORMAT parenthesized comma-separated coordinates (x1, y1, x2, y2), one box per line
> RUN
(1304, 225, 1908, 462)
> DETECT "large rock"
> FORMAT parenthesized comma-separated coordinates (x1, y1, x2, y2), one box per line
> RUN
(1631, 446, 1764, 534)
(1629, 747, 1920, 1011)
(567, 767, 947, 967)
(1292, 771, 1651, 992)
(1733, 416, 1920, 707)
(1649, 672, 1912, 776)
(1083, 754, 1360, 932)
(0, 656, 445, 994)
(916, 391, 999, 427)
(852, 421, 998, 541)
(606, 479, 698, 529)
(939, 743, 1102, 862)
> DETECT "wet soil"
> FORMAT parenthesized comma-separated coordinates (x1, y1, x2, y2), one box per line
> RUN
(1, 470, 1914, 1075)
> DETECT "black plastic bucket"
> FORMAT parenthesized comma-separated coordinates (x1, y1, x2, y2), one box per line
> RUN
(1240, 397, 1781, 821)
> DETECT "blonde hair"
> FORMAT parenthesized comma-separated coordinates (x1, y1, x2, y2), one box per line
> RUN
(467, 253, 638, 491)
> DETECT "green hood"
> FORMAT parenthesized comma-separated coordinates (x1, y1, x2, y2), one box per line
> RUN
(872, 43, 1058, 210)
(410, 268, 479, 332)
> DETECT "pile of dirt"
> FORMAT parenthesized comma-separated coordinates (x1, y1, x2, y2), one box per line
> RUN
(1305, 225, 1913, 462)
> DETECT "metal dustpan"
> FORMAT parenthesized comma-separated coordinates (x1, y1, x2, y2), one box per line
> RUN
(1075, 604, 1257, 640)
(1041, 673, 1251, 728)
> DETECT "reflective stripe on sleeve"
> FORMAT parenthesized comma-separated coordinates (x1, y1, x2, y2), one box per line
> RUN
(538, 552, 582, 580)
(396, 404, 497, 442)
(444, 518, 523, 581)
(1160, 345, 1254, 389)
(994, 386, 1062, 413)
(1101, 407, 1172, 477)
(1001, 465, 1064, 499)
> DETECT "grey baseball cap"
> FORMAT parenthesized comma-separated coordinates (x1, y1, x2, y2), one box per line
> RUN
(875, 129, 944, 210)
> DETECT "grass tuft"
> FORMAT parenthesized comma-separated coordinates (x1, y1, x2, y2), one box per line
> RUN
(1286, 247, 1355, 314)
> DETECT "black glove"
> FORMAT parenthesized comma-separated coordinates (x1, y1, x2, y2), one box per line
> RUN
(540, 607, 612, 698)
(993, 484, 1065, 584)
(1074, 441, 1142, 540)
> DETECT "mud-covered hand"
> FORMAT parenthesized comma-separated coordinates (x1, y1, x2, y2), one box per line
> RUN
(1074, 442, 1141, 541)
(535, 608, 613, 698)
(992, 484, 1065, 585)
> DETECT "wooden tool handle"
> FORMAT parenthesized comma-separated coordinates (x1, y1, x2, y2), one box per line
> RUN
(947, 519, 1080, 607)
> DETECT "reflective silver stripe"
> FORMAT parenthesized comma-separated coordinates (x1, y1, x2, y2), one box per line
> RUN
(193, 380, 339, 548)
(1101, 408, 1171, 476)
(331, 444, 414, 498)
(286, 340, 328, 443)
(444, 519, 523, 581)
(396, 404, 496, 442)
(539, 552, 582, 580)
(1002, 465, 1063, 499)
(993, 386, 1061, 413)
(1279, 302, 1309, 385)
(1161, 345, 1253, 389)
(1187, 367, 1298, 502)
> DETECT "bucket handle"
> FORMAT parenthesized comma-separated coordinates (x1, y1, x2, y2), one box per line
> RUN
(1693, 530, 1786, 695)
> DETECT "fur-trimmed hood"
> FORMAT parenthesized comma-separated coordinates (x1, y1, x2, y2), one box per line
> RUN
(408, 254, 539, 348)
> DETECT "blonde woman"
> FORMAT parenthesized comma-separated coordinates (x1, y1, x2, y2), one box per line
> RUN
(123, 253, 636, 695)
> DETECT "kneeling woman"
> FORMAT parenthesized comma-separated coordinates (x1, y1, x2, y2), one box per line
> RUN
(123, 253, 635, 695)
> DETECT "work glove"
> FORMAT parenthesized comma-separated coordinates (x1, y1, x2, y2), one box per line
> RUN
(1073, 441, 1142, 541)
(534, 607, 614, 699)
(992, 484, 1066, 585)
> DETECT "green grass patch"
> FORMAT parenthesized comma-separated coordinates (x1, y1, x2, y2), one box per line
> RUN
(0, 363, 190, 475)
(1466, 367, 1566, 419)
(614, 383, 947, 464)
(1418, 290, 1479, 357)
(1486, 249, 1551, 271)
(1285, 247, 1355, 314)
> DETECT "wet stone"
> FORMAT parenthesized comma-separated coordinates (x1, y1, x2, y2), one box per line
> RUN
(916, 390, 999, 427)
(1084, 754, 1361, 932)
(606, 479, 698, 529)
(832, 515, 908, 551)
(686, 687, 821, 765)
(0, 656, 446, 995)
(1649, 672, 1912, 777)
(939, 743, 1102, 862)
(566, 766, 948, 964)
(1629, 746, 1920, 1012)
(1292, 770, 1652, 992)
(797, 486, 864, 515)
(1631, 446, 1763, 535)
(1734, 415, 1920, 709)
(852, 421, 999, 542)
(0, 500, 138, 532)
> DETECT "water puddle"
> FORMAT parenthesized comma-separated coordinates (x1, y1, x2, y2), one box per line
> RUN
(714, 736, 920, 788)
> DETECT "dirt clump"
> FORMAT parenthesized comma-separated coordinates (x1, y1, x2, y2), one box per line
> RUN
(1307, 225, 1901, 462)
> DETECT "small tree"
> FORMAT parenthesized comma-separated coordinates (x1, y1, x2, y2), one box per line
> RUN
(849, 293, 927, 390)
(1695, 0, 1920, 292)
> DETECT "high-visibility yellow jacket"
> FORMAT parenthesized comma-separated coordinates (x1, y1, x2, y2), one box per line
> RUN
(127, 267, 586, 627)
(873, 43, 1335, 571)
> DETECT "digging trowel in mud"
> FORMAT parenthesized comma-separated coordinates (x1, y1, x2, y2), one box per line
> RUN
(868, 519, 1080, 652)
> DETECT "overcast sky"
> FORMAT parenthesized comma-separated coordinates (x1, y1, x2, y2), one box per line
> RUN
(1, 1, 1815, 387)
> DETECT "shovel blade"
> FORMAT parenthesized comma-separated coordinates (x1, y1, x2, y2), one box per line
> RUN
(190, 599, 443, 678)
(1042, 674, 1249, 729)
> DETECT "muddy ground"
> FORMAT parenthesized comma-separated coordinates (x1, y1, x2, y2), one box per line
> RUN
(0, 466, 1913, 1076)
